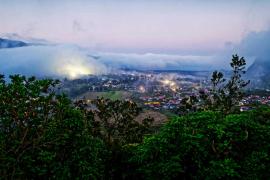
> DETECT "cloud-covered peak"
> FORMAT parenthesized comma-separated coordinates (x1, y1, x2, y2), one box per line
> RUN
(0, 38, 28, 49)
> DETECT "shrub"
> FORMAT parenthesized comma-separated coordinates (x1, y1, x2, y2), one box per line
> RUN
(129, 109, 270, 179)
(0, 75, 108, 179)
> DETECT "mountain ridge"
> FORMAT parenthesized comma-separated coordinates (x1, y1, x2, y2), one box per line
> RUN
(0, 38, 28, 49)
(247, 58, 270, 88)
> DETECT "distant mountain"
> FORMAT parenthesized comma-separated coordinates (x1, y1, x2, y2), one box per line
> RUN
(247, 59, 270, 88)
(0, 38, 28, 49)
(1, 33, 52, 45)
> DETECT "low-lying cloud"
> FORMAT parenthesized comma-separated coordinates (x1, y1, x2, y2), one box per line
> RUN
(237, 30, 270, 59)
(95, 52, 220, 71)
(2, 28, 270, 79)
(234, 29, 270, 84)
(0, 45, 107, 79)
(0, 44, 222, 79)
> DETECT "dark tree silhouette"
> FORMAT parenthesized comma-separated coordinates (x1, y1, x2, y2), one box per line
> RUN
(177, 54, 250, 114)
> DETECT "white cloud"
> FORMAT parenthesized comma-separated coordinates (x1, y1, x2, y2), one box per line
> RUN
(0, 45, 107, 79)
(96, 52, 219, 71)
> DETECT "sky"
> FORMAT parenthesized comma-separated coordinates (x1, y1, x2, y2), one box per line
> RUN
(1, 0, 270, 78)
(1, 0, 270, 54)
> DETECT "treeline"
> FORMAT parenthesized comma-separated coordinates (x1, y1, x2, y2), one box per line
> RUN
(1, 55, 270, 179)
(0, 75, 153, 179)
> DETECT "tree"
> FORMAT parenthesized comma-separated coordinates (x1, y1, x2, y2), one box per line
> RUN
(0, 75, 107, 179)
(177, 54, 250, 115)
(177, 95, 199, 115)
(129, 108, 270, 179)
(75, 97, 154, 179)
(76, 98, 154, 147)
(211, 54, 250, 113)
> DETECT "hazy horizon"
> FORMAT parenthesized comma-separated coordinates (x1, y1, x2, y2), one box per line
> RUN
(1, 0, 270, 78)
(1, 0, 270, 53)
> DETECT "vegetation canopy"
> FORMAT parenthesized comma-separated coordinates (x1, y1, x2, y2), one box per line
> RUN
(178, 54, 250, 115)
(0, 75, 107, 179)
(0, 55, 270, 179)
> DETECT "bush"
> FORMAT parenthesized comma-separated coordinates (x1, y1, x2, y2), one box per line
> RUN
(129, 109, 270, 179)
(1, 75, 270, 179)
(0, 75, 108, 179)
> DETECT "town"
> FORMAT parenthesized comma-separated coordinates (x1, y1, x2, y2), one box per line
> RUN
(60, 70, 270, 113)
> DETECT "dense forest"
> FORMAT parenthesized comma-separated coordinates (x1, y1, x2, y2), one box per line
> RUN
(1, 55, 270, 179)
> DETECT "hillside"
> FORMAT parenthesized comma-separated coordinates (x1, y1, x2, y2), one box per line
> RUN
(247, 59, 270, 88)
(0, 38, 28, 49)
(77, 91, 132, 101)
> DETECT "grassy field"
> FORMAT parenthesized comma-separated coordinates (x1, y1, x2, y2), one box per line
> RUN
(78, 91, 132, 101)
(136, 110, 168, 126)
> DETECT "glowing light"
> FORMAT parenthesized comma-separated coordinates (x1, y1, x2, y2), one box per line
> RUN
(171, 87, 177, 92)
(59, 64, 91, 79)
(139, 85, 146, 93)
(161, 79, 176, 86)
(160, 79, 179, 92)
(162, 79, 171, 85)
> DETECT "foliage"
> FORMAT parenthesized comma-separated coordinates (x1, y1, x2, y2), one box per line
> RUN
(0, 75, 107, 179)
(1, 72, 269, 180)
(210, 55, 250, 113)
(178, 54, 250, 115)
(75, 98, 154, 179)
(129, 108, 270, 179)
(76, 98, 154, 147)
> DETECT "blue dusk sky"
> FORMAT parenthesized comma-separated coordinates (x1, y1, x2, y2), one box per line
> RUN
(1, 0, 270, 54)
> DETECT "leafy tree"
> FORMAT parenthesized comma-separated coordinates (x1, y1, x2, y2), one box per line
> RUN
(178, 54, 250, 115)
(210, 54, 250, 113)
(92, 98, 153, 146)
(76, 98, 154, 179)
(177, 95, 199, 115)
(0, 75, 107, 179)
(129, 108, 270, 179)
(76, 98, 154, 148)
